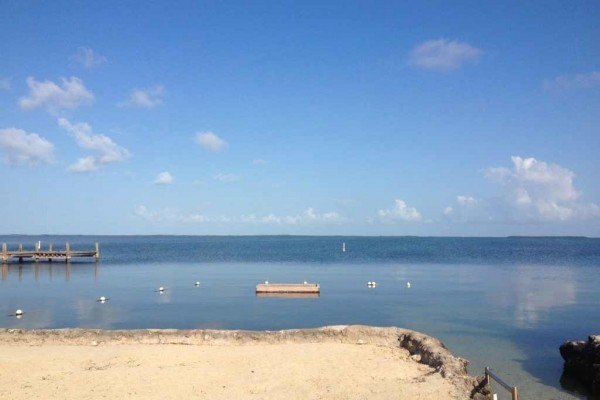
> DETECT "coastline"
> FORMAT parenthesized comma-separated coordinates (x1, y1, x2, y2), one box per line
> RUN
(1, 325, 487, 399)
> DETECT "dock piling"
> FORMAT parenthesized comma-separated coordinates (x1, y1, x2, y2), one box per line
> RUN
(1, 243, 7, 264)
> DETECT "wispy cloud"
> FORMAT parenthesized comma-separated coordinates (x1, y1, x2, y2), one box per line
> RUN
(242, 208, 343, 225)
(58, 118, 130, 172)
(133, 206, 343, 225)
(253, 158, 268, 165)
(119, 85, 165, 108)
(409, 39, 481, 71)
(153, 171, 174, 185)
(375, 199, 422, 223)
(443, 195, 482, 222)
(0, 127, 55, 166)
(213, 173, 240, 183)
(19, 76, 94, 113)
(70, 47, 107, 69)
(543, 71, 600, 91)
(195, 131, 227, 152)
(0, 78, 10, 91)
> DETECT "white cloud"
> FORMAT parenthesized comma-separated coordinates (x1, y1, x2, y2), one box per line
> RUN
(0, 78, 10, 91)
(443, 195, 484, 222)
(70, 47, 107, 68)
(409, 39, 481, 71)
(376, 199, 422, 222)
(133, 205, 343, 226)
(19, 76, 94, 113)
(253, 158, 268, 165)
(133, 205, 157, 221)
(58, 118, 130, 172)
(195, 131, 227, 152)
(242, 208, 342, 225)
(457, 195, 477, 206)
(153, 171, 174, 185)
(119, 86, 165, 108)
(543, 71, 600, 91)
(0, 127, 55, 166)
(485, 156, 599, 221)
(213, 173, 240, 183)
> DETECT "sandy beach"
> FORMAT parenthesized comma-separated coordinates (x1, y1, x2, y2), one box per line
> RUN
(0, 326, 483, 400)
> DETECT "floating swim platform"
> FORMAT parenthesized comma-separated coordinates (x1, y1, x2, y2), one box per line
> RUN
(256, 292, 320, 298)
(255, 283, 320, 294)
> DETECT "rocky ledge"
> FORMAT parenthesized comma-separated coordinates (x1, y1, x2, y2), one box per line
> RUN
(0, 325, 490, 399)
(560, 335, 600, 394)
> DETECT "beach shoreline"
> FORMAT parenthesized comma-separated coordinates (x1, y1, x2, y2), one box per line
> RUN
(0, 325, 486, 399)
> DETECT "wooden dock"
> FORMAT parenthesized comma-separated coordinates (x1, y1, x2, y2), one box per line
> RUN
(256, 282, 320, 294)
(1, 242, 99, 263)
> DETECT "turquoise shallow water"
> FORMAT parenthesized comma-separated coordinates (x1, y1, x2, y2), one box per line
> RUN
(1, 235, 599, 399)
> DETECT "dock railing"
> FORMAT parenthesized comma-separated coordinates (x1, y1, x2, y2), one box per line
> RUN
(485, 367, 518, 400)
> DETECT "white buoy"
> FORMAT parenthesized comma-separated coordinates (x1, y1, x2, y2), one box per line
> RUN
(99, 296, 106, 302)
(342, 242, 346, 252)
(15, 309, 23, 316)
(264, 281, 269, 285)
(303, 281, 308, 284)
(406, 282, 411, 288)
(158, 287, 165, 292)
(195, 281, 200, 286)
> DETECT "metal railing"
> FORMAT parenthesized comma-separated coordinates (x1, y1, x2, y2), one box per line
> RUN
(485, 367, 519, 400)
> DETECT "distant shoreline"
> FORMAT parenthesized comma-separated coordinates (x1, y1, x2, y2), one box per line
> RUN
(0, 233, 594, 238)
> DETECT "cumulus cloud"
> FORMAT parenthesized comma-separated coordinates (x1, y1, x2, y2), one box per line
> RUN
(409, 39, 481, 71)
(119, 85, 165, 108)
(213, 173, 240, 183)
(543, 71, 600, 91)
(485, 156, 599, 221)
(58, 118, 130, 172)
(195, 131, 227, 152)
(376, 199, 422, 222)
(153, 171, 174, 185)
(19, 76, 94, 113)
(0, 127, 55, 166)
(70, 47, 107, 68)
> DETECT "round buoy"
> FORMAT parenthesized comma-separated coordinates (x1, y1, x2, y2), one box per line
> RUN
(15, 309, 23, 316)
(99, 296, 106, 302)
(303, 281, 308, 285)
(195, 281, 200, 286)
(158, 287, 165, 293)
(264, 281, 269, 285)
(406, 282, 411, 288)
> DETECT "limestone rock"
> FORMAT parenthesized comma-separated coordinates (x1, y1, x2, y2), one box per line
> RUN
(560, 335, 600, 394)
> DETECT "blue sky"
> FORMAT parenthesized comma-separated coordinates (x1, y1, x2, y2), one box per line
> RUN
(1, 0, 599, 236)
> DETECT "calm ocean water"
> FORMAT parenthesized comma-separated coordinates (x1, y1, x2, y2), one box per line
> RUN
(1, 235, 599, 399)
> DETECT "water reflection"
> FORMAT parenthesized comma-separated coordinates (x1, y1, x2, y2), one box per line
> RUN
(0, 262, 99, 283)
(487, 265, 577, 329)
(75, 298, 123, 328)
